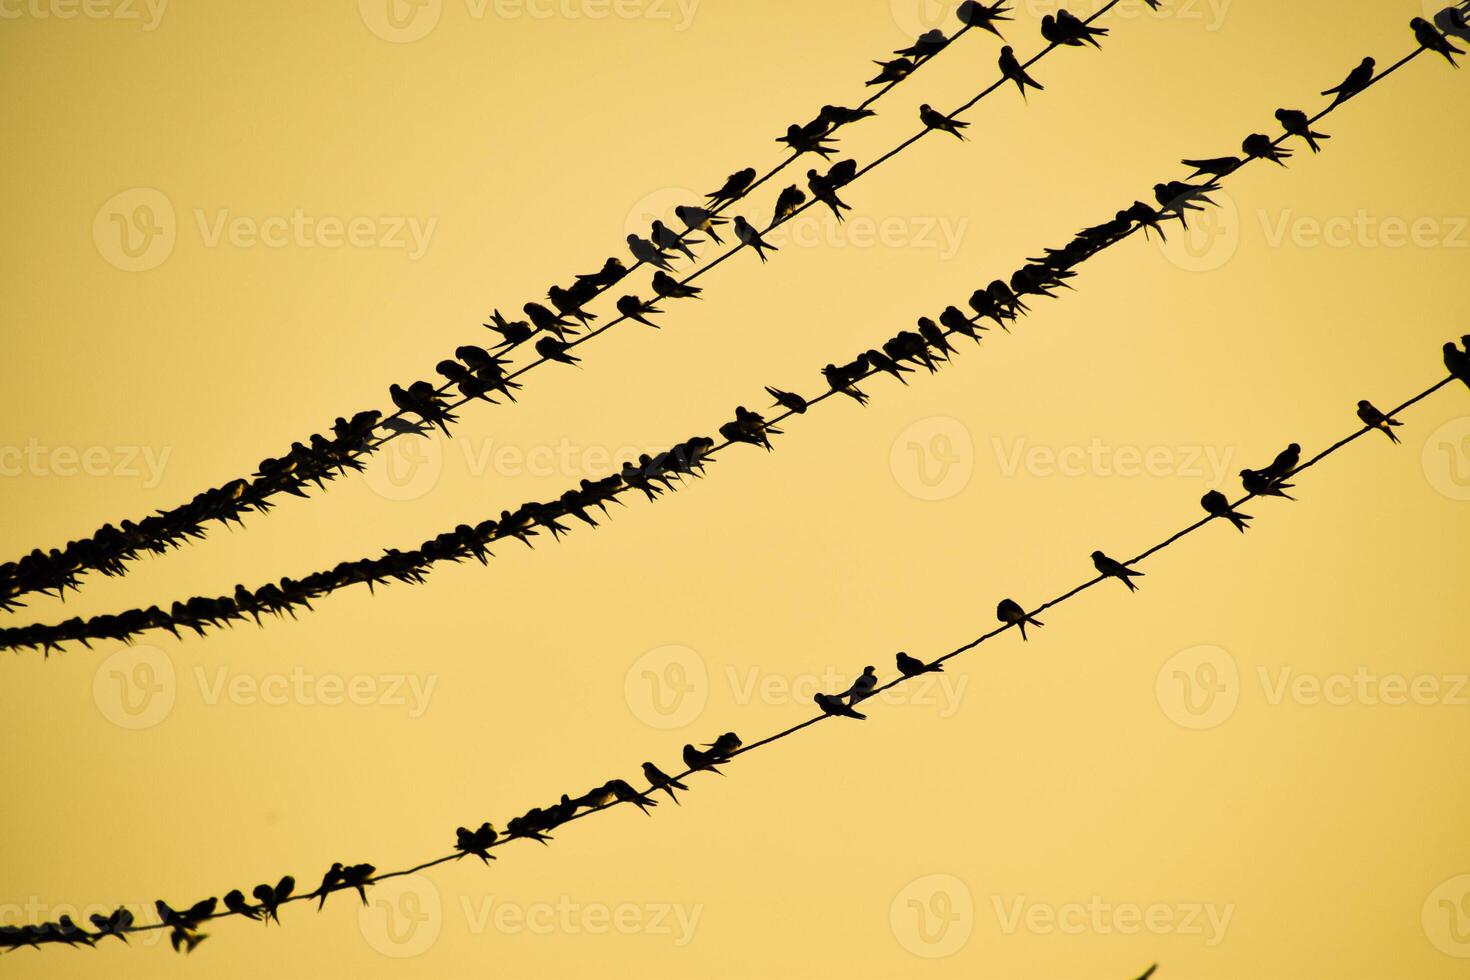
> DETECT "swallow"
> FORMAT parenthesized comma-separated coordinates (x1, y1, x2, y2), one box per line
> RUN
(1241, 468, 1295, 500)
(846, 665, 879, 703)
(1321, 57, 1375, 109)
(1413, 16, 1463, 66)
(1242, 133, 1292, 166)
(1154, 180, 1220, 219)
(895, 28, 949, 59)
(253, 875, 293, 922)
(1121, 201, 1170, 242)
(706, 167, 758, 206)
(88, 908, 135, 944)
(766, 385, 808, 414)
(778, 121, 838, 159)
(485, 309, 534, 348)
(823, 359, 870, 405)
(869, 57, 915, 87)
(313, 864, 344, 910)
(1445, 340, 1470, 388)
(683, 743, 722, 775)
(1274, 108, 1330, 153)
(918, 318, 956, 358)
(616, 294, 663, 327)
(651, 270, 702, 300)
(997, 598, 1043, 640)
(896, 651, 942, 677)
(1356, 400, 1403, 443)
(772, 184, 807, 225)
(1091, 551, 1144, 592)
(652, 220, 700, 262)
(719, 405, 782, 450)
(999, 46, 1043, 99)
(919, 103, 968, 140)
(575, 257, 629, 290)
(456, 822, 499, 863)
(1263, 443, 1302, 479)
(707, 731, 743, 760)
(536, 336, 580, 365)
(340, 864, 376, 905)
(626, 233, 675, 271)
(818, 104, 877, 129)
(1043, 10, 1107, 48)
(224, 889, 263, 921)
(675, 205, 728, 245)
(524, 301, 578, 339)
(957, 0, 1012, 37)
(1180, 156, 1243, 180)
(1201, 490, 1252, 532)
(548, 284, 597, 326)
(734, 216, 779, 262)
(808, 169, 852, 221)
(643, 762, 688, 803)
(815, 692, 867, 720)
(865, 349, 912, 384)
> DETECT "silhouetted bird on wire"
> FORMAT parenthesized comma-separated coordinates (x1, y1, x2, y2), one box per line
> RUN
(1356, 400, 1403, 443)
(997, 598, 1043, 640)
(1322, 57, 1375, 109)
(706, 167, 757, 206)
(999, 46, 1044, 99)
(957, 0, 1013, 38)
(1413, 16, 1463, 66)
(897, 651, 943, 677)
(1092, 551, 1144, 592)
(1201, 490, 1252, 533)
(1275, 108, 1330, 152)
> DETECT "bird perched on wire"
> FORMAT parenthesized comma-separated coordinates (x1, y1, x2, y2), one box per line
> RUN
(1241, 468, 1295, 500)
(997, 598, 1043, 640)
(919, 103, 968, 140)
(823, 358, 870, 405)
(956, 0, 1013, 37)
(549, 283, 598, 326)
(999, 46, 1043, 99)
(1042, 11, 1107, 48)
(1356, 400, 1403, 443)
(575, 257, 629, 291)
(1444, 340, 1470, 388)
(845, 665, 879, 704)
(1274, 108, 1330, 153)
(807, 168, 853, 222)
(616, 294, 663, 328)
(1180, 155, 1242, 180)
(252, 876, 293, 923)
(771, 184, 807, 226)
(683, 743, 723, 775)
(815, 692, 867, 720)
(765, 386, 808, 415)
(455, 822, 498, 863)
(651, 220, 700, 262)
(706, 167, 757, 206)
(1321, 57, 1375, 109)
(1153, 180, 1221, 224)
(536, 336, 580, 366)
(896, 28, 950, 59)
(818, 104, 877, 130)
(1242, 133, 1292, 166)
(734, 217, 779, 262)
(1091, 551, 1144, 592)
(223, 890, 263, 922)
(643, 762, 688, 804)
(651, 271, 701, 301)
(778, 121, 839, 159)
(868, 57, 915, 87)
(1201, 490, 1252, 533)
(627, 233, 675, 271)
(896, 651, 943, 677)
(485, 309, 534, 348)
(1412, 16, 1463, 66)
(524, 301, 577, 339)
(1262, 443, 1302, 480)
(676, 205, 728, 245)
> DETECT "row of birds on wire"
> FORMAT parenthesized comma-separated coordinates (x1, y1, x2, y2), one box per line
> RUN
(10, 338, 1465, 951)
(0, 0, 1146, 612)
(4, 31, 1465, 657)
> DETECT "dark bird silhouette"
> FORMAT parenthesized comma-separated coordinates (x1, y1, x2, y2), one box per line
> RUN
(823, 359, 870, 405)
(920, 103, 969, 140)
(808, 168, 853, 222)
(1242, 133, 1292, 166)
(815, 692, 867, 720)
(252, 876, 293, 923)
(456, 822, 498, 863)
(720, 406, 782, 451)
(313, 864, 344, 910)
(605, 778, 660, 814)
(957, 0, 1012, 38)
(868, 57, 915, 87)
(1042, 11, 1107, 48)
(766, 386, 808, 414)
(1121, 201, 1170, 242)
(575, 257, 629, 290)
(706, 167, 758, 206)
(627, 233, 675, 271)
(997, 598, 1043, 640)
(524, 301, 578, 340)
(772, 184, 807, 225)
(652, 220, 700, 262)
(683, 743, 722, 775)
(1357, 400, 1403, 443)
(778, 121, 838, 159)
(1091, 551, 1144, 592)
(845, 665, 879, 703)
(1201, 490, 1252, 532)
(549, 284, 597, 326)
(1413, 16, 1463, 66)
(1180, 156, 1242, 180)
(1322, 57, 1375, 109)
(1274, 108, 1330, 152)
(819, 104, 877, 129)
(536, 336, 580, 365)
(485, 308, 534, 348)
(896, 28, 950, 59)
(865, 348, 912, 385)
(1241, 468, 1295, 500)
(999, 46, 1043, 99)
(734, 216, 779, 262)
(1154, 180, 1221, 221)
(223, 889, 263, 921)
(1263, 443, 1302, 480)
(896, 651, 943, 677)
(675, 205, 728, 245)
(643, 762, 688, 804)
(616, 294, 663, 328)
(1445, 340, 1470, 388)
(706, 731, 742, 760)
(651, 270, 701, 300)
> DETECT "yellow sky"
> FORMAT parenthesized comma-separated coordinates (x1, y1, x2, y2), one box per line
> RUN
(1, 0, 1468, 977)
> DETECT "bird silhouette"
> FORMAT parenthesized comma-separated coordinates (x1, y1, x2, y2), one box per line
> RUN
(896, 651, 943, 677)
(868, 57, 915, 87)
(675, 205, 728, 245)
(772, 184, 807, 225)
(766, 386, 808, 414)
(808, 167, 853, 221)
(252, 875, 293, 922)
(536, 336, 580, 366)
(652, 220, 700, 262)
(1321, 57, 1375, 109)
(627, 233, 675, 271)
(815, 692, 867, 720)
(819, 104, 877, 129)
(1274, 108, 1330, 152)
(1042, 11, 1107, 48)
(919, 103, 969, 140)
(896, 28, 950, 59)
(1241, 468, 1295, 500)
(485, 308, 534, 348)
(455, 822, 498, 863)
(845, 665, 879, 703)
(1263, 443, 1302, 480)
(616, 294, 663, 328)
(997, 598, 1043, 640)
(1444, 340, 1470, 388)
(956, 0, 1012, 38)
(706, 167, 758, 206)
(734, 216, 779, 262)
(1201, 490, 1252, 532)
(643, 762, 688, 803)
(999, 46, 1043, 99)
(1413, 16, 1463, 66)
(223, 889, 263, 922)
(1180, 156, 1242, 180)
(778, 121, 838, 159)
(1242, 133, 1292, 166)
(524, 301, 578, 339)
(1356, 400, 1403, 443)
(1091, 551, 1144, 592)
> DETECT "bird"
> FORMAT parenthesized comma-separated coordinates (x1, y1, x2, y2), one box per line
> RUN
(1263, 443, 1302, 480)
(524, 301, 577, 338)
(845, 665, 879, 704)
(706, 167, 757, 206)
(1413, 16, 1463, 66)
(1201, 490, 1252, 533)
(626, 233, 674, 271)
(652, 271, 702, 300)
(616, 294, 662, 328)
(223, 889, 263, 921)
(675, 205, 728, 245)
(652, 220, 700, 262)
(1181, 156, 1242, 180)
(1154, 180, 1220, 219)
(1445, 340, 1470, 388)
(765, 386, 808, 414)
(1242, 133, 1292, 166)
(1356, 400, 1403, 443)
(771, 184, 807, 225)
(485, 309, 534, 348)
(643, 762, 688, 804)
(252, 875, 294, 923)
(575, 257, 629, 290)
(1042, 10, 1107, 48)
(605, 778, 659, 815)
(819, 105, 877, 129)
(1241, 468, 1295, 500)
(896, 651, 943, 677)
(956, 0, 1013, 38)
(998, 46, 1043, 98)
(919, 103, 968, 140)
(868, 57, 915, 87)
(683, 742, 722, 774)
(1274, 108, 1330, 153)
(1091, 551, 1144, 592)
(996, 598, 1043, 640)
(815, 692, 867, 720)
(547, 285, 597, 327)
(777, 121, 838, 159)
(1321, 57, 1375, 109)
(313, 864, 344, 910)
(734, 217, 779, 262)
(896, 28, 950, 59)
(807, 169, 852, 222)
(536, 336, 580, 366)
(455, 822, 499, 863)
